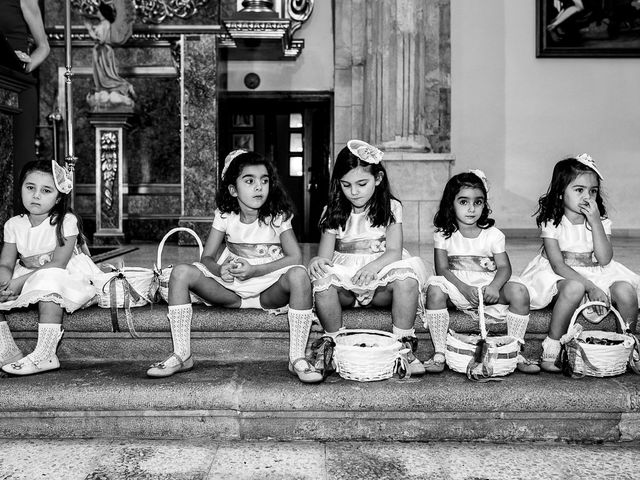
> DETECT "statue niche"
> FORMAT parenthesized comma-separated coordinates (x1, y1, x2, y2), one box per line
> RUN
(82, 0, 136, 111)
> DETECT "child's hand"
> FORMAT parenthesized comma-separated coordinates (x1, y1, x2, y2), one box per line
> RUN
(579, 198, 600, 224)
(460, 284, 479, 307)
(309, 257, 333, 280)
(351, 266, 378, 287)
(228, 258, 255, 281)
(219, 261, 235, 283)
(0, 287, 17, 303)
(482, 285, 500, 304)
(586, 284, 610, 315)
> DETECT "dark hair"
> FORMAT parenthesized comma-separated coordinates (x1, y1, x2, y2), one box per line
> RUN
(98, 1, 116, 23)
(534, 157, 606, 227)
(433, 172, 495, 238)
(216, 151, 294, 225)
(319, 145, 398, 231)
(18, 160, 87, 248)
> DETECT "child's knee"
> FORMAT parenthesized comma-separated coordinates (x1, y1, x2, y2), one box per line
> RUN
(169, 263, 194, 284)
(559, 279, 585, 301)
(393, 277, 418, 295)
(287, 266, 311, 291)
(505, 282, 530, 309)
(426, 285, 447, 308)
(611, 281, 637, 305)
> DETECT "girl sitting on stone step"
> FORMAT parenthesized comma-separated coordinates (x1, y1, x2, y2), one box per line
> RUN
(520, 154, 640, 373)
(308, 140, 429, 377)
(0, 160, 101, 376)
(424, 170, 539, 374)
(147, 150, 322, 383)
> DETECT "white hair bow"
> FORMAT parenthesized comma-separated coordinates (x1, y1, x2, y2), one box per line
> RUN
(575, 153, 603, 180)
(221, 149, 248, 179)
(468, 169, 489, 191)
(52, 160, 73, 194)
(347, 139, 383, 165)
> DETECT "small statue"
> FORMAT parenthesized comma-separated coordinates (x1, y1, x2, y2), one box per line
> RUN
(83, 0, 136, 111)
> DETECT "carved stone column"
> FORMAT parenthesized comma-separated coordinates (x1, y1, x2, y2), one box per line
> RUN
(178, 34, 218, 243)
(334, 0, 452, 244)
(89, 111, 134, 245)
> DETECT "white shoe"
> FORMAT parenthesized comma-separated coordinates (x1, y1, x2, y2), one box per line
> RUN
(2, 355, 60, 376)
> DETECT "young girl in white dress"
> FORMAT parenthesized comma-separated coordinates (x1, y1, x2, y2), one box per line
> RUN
(424, 170, 539, 374)
(147, 150, 322, 383)
(309, 140, 429, 376)
(0, 160, 100, 375)
(520, 154, 640, 372)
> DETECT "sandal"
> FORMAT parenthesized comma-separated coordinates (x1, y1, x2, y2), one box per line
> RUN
(288, 358, 323, 384)
(400, 336, 425, 376)
(516, 355, 541, 374)
(146, 353, 194, 378)
(423, 352, 446, 374)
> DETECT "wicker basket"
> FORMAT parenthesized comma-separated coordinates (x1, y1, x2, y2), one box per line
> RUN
(445, 288, 520, 380)
(333, 329, 409, 382)
(563, 301, 639, 378)
(154, 227, 204, 304)
(91, 265, 155, 337)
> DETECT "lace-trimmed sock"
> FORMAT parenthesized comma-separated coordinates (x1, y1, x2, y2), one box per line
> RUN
(425, 308, 449, 357)
(506, 311, 530, 344)
(165, 304, 192, 368)
(288, 308, 315, 361)
(0, 321, 22, 365)
(27, 323, 63, 365)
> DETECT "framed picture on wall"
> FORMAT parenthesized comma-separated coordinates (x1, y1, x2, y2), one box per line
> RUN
(537, 0, 640, 57)
(233, 133, 254, 151)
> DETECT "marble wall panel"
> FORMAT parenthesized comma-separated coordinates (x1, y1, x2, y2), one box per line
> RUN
(182, 34, 218, 220)
(127, 195, 181, 215)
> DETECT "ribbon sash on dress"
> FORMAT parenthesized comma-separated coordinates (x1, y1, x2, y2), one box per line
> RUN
(226, 241, 284, 260)
(448, 255, 497, 273)
(335, 237, 386, 254)
(562, 251, 599, 267)
(19, 251, 55, 269)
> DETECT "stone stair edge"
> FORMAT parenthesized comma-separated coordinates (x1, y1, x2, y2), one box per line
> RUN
(4, 304, 624, 335)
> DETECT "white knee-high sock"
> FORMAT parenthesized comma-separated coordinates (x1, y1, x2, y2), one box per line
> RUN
(425, 309, 449, 355)
(168, 304, 192, 361)
(506, 311, 530, 345)
(288, 308, 314, 361)
(28, 323, 63, 365)
(0, 321, 21, 361)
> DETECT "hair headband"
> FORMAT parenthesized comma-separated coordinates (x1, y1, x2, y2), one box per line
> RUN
(52, 160, 73, 194)
(221, 149, 248, 179)
(347, 139, 383, 165)
(575, 153, 603, 180)
(468, 169, 489, 192)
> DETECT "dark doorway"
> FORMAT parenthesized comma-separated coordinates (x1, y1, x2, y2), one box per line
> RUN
(219, 92, 332, 242)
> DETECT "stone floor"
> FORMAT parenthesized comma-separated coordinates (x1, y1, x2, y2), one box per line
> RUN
(0, 439, 637, 479)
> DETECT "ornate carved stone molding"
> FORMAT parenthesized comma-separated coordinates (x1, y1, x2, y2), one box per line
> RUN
(70, 0, 210, 24)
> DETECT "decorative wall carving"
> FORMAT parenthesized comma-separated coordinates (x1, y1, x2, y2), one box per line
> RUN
(100, 130, 118, 210)
(70, 0, 210, 24)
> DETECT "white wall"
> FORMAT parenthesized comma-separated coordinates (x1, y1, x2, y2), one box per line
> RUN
(224, 0, 333, 92)
(452, 0, 640, 234)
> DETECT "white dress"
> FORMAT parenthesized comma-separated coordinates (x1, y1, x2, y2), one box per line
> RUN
(194, 210, 299, 303)
(426, 226, 522, 320)
(312, 200, 429, 313)
(520, 216, 640, 310)
(0, 213, 101, 313)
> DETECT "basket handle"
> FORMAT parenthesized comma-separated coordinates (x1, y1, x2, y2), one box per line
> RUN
(155, 227, 204, 270)
(567, 300, 629, 333)
(477, 287, 487, 340)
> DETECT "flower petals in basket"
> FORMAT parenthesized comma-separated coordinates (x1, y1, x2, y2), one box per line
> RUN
(445, 287, 520, 381)
(559, 301, 640, 378)
(333, 329, 411, 382)
(91, 264, 156, 338)
(153, 227, 204, 304)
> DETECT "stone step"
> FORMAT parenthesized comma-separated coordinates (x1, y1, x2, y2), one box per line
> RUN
(4, 305, 626, 362)
(0, 360, 639, 442)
